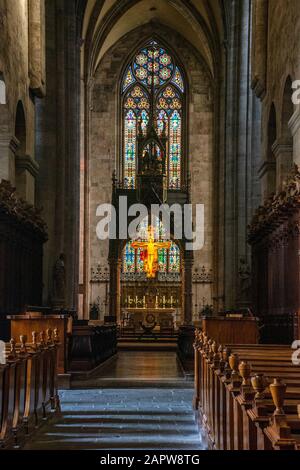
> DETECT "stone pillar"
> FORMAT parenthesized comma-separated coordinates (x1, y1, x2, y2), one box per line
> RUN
(183, 256, 193, 325)
(36, 0, 81, 309)
(251, 0, 268, 99)
(225, 0, 260, 308)
(108, 258, 120, 323)
(272, 140, 293, 190)
(290, 106, 300, 167)
(28, 0, 46, 97)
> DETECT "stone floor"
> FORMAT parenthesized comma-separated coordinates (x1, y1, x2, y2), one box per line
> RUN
(25, 351, 203, 450)
(71, 351, 191, 388)
(25, 389, 203, 450)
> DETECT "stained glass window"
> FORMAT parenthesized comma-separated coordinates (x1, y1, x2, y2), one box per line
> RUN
(123, 242, 136, 273)
(171, 67, 184, 93)
(123, 215, 180, 275)
(122, 67, 136, 92)
(132, 42, 174, 89)
(169, 110, 182, 189)
(124, 110, 136, 189)
(169, 243, 181, 272)
(158, 249, 168, 273)
(136, 248, 144, 273)
(122, 241, 180, 274)
(122, 40, 185, 190)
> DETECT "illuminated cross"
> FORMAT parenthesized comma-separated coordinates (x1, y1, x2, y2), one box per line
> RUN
(131, 226, 171, 279)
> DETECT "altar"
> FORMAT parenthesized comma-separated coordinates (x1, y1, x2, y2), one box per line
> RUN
(122, 308, 176, 335)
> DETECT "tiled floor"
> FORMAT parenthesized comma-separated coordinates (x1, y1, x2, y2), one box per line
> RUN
(25, 389, 203, 450)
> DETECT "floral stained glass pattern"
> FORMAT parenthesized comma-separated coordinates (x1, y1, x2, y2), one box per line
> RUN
(124, 86, 150, 110)
(122, 67, 136, 92)
(132, 41, 174, 89)
(171, 66, 184, 93)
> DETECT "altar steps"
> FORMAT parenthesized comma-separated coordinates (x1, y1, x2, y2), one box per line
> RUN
(118, 342, 177, 351)
(118, 335, 178, 351)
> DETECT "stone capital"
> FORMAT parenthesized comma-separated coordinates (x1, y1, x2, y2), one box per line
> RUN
(258, 160, 276, 179)
(15, 155, 40, 178)
(271, 140, 293, 159)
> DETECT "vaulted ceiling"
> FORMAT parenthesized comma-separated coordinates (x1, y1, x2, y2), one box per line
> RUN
(80, 0, 227, 79)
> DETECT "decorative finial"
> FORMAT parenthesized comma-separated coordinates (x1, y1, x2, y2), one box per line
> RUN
(8, 338, 17, 360)
(40, 331, 46, 347)
(46, 328, 53, 345)
(32, 331, 38, 350)
(54, 328, 59, 344)
(20, 335, 27, 354)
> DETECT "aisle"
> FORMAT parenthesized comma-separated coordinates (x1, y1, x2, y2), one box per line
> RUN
(24, 389, 203, 450)
(71, 351, 187, 388)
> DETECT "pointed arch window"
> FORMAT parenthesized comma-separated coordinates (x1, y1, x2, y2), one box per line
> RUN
(121, 40, 185, 190)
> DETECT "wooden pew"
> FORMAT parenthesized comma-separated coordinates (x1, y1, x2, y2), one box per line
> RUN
(0, 329, 60, 449)
(194, 330, 300, 451)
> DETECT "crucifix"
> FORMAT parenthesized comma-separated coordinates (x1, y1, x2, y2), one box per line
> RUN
(131, 226, 171, 279)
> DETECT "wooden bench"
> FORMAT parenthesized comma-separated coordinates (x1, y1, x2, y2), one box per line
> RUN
(0, 329, 60, 449)
(193, 329, 300, 450)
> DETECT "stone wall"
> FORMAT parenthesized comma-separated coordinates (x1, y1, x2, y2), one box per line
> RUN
(0, 0, 45, 204)
(85, 23, 215, 321)
(252, 0, 300, 199)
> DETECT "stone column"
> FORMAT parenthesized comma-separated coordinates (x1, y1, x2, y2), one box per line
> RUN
(28, 0, 46, 97)
(225, 0, 260, 308)
(251, 0, 268, 99)
(36, 0, 81, 309)
(183, 256, 193, 325)
(272, 140, 293, 190)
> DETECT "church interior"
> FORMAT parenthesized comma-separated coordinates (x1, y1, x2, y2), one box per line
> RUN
(1, 0, 300, 454)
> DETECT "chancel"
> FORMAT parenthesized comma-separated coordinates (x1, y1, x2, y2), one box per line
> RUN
(1, 0, 300, 456)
